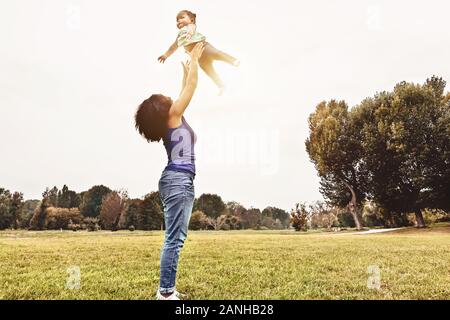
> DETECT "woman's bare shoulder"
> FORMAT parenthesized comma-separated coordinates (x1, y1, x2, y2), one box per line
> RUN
(167, 113, 182, 129)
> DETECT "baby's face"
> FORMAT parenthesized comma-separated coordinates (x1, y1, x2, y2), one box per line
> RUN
(176, 13, 192, 29)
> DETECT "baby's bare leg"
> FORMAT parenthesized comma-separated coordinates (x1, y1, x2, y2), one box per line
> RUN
(199, 57, 225, 89)
(203, 42, 238, 66)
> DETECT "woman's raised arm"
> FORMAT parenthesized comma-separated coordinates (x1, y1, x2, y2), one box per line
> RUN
(169, 42, 204, 119)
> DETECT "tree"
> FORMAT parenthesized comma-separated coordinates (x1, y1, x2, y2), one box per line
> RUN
(125, 199, 142, 229)
(306, 100, 365, 230)
(261, 216, 276, 229)
(29, 189, 52, 230)
(308, 201, 338, 229)
(240, 208, 261, 229)
(262, 206, 290, 228)
(217, 213, 241, 230)
(57, 185, 79, 208)
(225, 201, 246, 216)
(47, 186, 59, 207)
(354, 77, 450, 227)
(44, 207, 83, 229)
(194, 194, 226, 219)
(79, 185, 112, 217)
(138, 192, 163, 230)
(20, 200, 40, 229)
(10, 192, 23, 229)
(0, 188, 13, 229)
(99, 190, 128, 230)
(290, 203, 309, 231)
(189, 210, 208, 230)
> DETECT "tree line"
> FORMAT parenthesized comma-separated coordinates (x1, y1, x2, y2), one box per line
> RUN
(305, 76, 450, 229)
(0, 185, 292, 231)
(1, 76, 448, 232)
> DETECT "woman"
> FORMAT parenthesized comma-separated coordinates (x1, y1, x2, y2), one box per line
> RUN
(134, 42, 205, 300)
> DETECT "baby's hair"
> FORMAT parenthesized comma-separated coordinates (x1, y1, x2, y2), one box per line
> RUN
(177, 10, 197, 24)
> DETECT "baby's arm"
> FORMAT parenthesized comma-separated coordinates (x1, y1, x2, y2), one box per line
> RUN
(158, 36, 179, 63)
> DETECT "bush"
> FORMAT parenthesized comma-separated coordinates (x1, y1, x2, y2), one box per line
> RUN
(425, 209, 449, 225)
(189, 211, 208, 230)
(290, 203, 308, 231)
(82, 217, 100, 231)
(219, 223, 230, 231)
(45, 207, 83, 230)
(68, 220, 81, 231)
(337, 211, 356, 228)
(217, 214, 241, 230)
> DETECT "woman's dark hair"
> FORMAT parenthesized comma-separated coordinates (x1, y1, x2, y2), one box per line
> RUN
(134, 94, 171, 143)
(177, 10, 197, 24)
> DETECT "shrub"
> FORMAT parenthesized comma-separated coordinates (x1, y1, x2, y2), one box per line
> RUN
(68, 220, 81, 231)
(189, 211, 208, 230)
(219, 223, 230, 231)
(261, 216, 275, 229)
(424, 209, 448, 225)
(337, 211, 356, 228)
(290, 203, 308, 231)
(45, 207, 83, 230)
(82, 217, 100, 231)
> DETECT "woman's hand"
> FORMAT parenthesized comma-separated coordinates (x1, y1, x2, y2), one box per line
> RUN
(187, 42, 205, 62)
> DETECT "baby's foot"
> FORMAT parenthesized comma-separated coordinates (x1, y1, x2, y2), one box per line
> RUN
(232, 59, 240, 67)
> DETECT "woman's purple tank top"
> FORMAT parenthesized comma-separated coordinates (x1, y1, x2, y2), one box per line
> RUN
(162, 115, 197, 176)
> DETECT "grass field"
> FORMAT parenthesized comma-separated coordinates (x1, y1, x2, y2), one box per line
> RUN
(0, 223, 449, 300)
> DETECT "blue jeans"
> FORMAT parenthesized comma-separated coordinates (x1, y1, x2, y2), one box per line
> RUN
(158, 169, 195, 294)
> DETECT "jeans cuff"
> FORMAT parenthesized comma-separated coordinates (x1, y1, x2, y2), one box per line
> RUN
(159, 286, 176, 294)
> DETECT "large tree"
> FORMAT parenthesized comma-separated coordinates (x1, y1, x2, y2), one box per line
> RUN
(29, 189, 52, 230)
(10, 192, 23, 229)
(306, 100, 365, 229)
(240, 208, 262, 229)
(194, 193, 226, 219)
(261, 206, 290, 228)
(138, 192, 164, 230)
(20, 200, 40, 229)
(79, 185, 112, 217)
(0, 188, 13, 229)
(57, 185, 79, 208)
(99, 190, 128, 230)
(125, 199, 142, 229)
(354, 77, 450, 227)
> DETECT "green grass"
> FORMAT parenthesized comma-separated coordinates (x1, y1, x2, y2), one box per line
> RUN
(0, 223, 449, 300)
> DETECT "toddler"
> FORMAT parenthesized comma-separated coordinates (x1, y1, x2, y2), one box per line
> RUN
(158, 10, 240, 95)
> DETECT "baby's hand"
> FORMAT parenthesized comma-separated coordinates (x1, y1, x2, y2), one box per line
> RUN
(158, 55, 167, 63)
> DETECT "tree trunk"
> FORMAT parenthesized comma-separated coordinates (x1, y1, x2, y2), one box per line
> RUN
(414, 209, 426, 228)
(343, 181, 364, 230)
(382, 210, 394, 228)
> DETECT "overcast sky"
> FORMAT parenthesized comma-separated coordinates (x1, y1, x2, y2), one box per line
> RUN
(1, 0, 449, 212)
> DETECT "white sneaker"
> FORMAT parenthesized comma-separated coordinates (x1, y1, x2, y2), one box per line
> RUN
(156, 290, 180, 300)
(174, 289, 188, 299)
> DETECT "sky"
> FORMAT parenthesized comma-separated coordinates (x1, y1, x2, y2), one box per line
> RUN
(1, 0, 449, 213)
